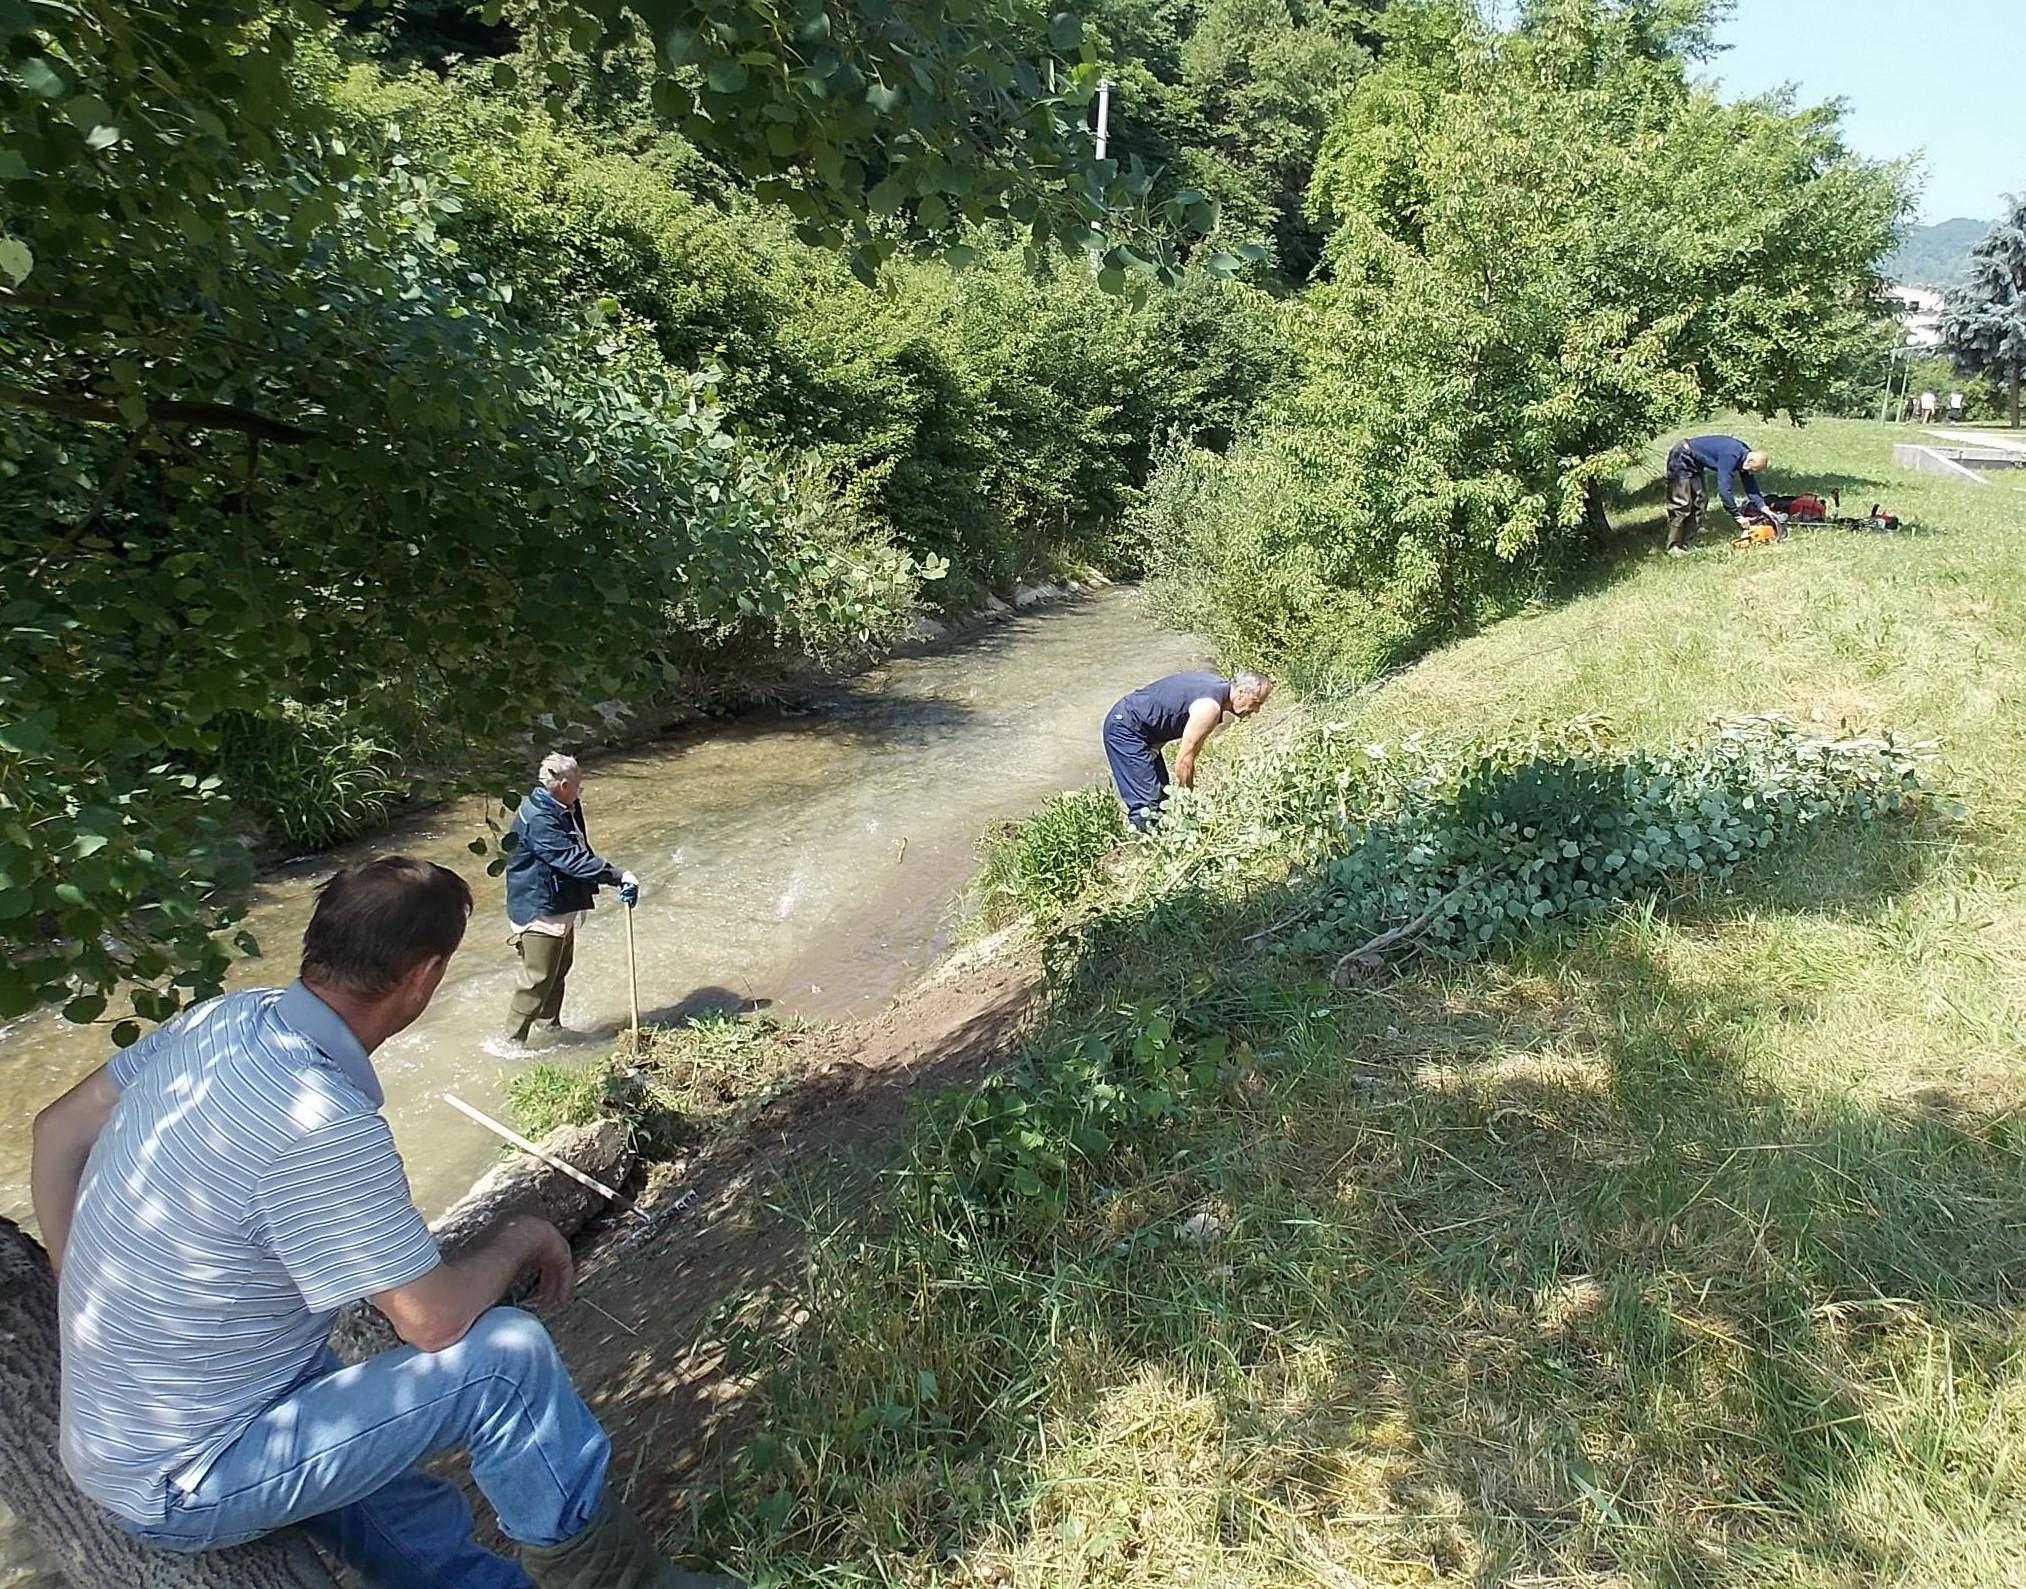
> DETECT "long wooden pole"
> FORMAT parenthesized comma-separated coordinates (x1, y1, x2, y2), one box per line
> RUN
(442, 1092, 639, 1215)
(624, 902, 641, 1052)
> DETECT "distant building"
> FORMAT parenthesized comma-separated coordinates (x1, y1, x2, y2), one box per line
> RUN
(1887, 284, 1945, 348)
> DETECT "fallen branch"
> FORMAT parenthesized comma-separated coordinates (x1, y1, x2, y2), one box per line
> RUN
(1329, 876, 1476, 984)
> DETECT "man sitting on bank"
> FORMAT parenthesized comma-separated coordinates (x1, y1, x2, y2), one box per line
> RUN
(505, 752, 638, 1046)
(1102, 669, 1273, 832)
(32, 855, 734, 1588)
(1663, 433, 1772, 555)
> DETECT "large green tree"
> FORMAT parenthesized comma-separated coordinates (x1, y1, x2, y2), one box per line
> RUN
(1080, 0, 1377, 280)
(1138, 0, 1908, 681)
(1942, 196, 2026, 428)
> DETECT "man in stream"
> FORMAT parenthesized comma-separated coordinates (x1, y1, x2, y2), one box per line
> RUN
(504, 752, 639, 1046)
(31, 855, 737, 1589)
(1663, 433, 1773, 555)
(1102, 669, 1274, 832)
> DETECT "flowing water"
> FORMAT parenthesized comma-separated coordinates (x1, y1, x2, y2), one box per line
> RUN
(0, 589, 1205, 1229)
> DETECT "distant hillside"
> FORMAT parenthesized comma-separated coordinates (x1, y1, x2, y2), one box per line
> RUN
(1884, 216, 1988, 288)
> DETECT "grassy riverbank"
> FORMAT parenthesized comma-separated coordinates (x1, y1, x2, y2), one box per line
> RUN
(674, 418, 2026, 1586)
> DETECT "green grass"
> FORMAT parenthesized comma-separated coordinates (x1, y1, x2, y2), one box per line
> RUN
(677, 419, 2026, 1588)
(971, 787, 1129, 931)
(505, 1011, 799, 1154)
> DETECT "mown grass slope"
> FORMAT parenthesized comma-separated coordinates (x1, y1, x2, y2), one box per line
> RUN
(693, 418, 2026, 1589)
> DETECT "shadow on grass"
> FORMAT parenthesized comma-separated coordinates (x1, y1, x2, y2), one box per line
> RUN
(688, 801, 2026, 1584)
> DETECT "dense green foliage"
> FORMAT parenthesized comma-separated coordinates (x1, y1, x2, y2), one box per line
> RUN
(1942, 196, 2026, 427)
(0, 0, 1282, 1028)
(1882, 214, 1988, 289)
(516, 0, 1245, 287)
(340, 59, 1292, 595)
(972, 786, 1127, 927)
(1281, 716, 1926, 963)
(1085, 0, 1376, 279)
(1137, 0, 1909, 686)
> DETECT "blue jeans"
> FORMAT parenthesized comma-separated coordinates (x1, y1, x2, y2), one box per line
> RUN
(127, 1308, 610, 1588)
(1103, 716, 1169, 831)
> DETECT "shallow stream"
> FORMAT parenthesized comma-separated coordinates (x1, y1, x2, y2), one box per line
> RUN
(0, 588, 1205, 1227)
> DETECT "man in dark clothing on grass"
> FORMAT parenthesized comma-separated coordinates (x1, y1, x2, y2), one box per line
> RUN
(1103, 670, 1273, 831)
(1664, 434, 1771, 554)
(503, 752, 638, 1045)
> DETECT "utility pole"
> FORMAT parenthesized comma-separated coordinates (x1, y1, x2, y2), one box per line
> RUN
(1094, 77, 1113, 163)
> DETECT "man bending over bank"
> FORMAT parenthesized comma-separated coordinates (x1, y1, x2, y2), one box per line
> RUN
(1664, 433, 1771, 555)
(33, 855, 735, 1588)
(1103, 669, 1273, 831)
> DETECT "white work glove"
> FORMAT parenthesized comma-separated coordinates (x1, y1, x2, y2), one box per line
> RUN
(617, 871, 640, 906)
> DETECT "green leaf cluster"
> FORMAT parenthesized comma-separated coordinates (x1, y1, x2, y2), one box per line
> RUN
(1284, 715, 1930, 963)
(518, 0, 1221, 285)
(972, 785, 1125, 928)
(927, 1004, 1235, 1230)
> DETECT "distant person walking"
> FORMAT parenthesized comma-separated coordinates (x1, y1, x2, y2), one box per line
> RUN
(1102, 670, 1273, 831)
(504, 753, 637, 1045)
(1919, 390, 1937, 424)
(1663, 434, 1772, 556)
(1948, 390, 1965, 423)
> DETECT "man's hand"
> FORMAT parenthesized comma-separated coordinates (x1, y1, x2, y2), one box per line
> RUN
(524, 1219, 574, 1310)
(618, 870, 640, 907)
(374, 1215, 575, 1352)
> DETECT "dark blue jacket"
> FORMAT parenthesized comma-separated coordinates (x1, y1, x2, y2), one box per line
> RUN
(504, 785, 622, 926)
(1672, 434, 1769, 515)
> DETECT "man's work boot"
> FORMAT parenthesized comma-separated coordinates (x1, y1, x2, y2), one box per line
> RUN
(521, 1493, 742, 1589)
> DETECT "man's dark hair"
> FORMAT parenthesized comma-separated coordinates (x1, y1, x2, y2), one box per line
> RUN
(300, 856, 473, 996)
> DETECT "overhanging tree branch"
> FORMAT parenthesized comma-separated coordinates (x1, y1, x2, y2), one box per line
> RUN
(0, 384, 322, 443)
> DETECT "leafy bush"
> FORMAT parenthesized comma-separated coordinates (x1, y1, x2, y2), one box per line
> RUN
(973, 788, 1128, 927)
(332, 63, 1294, 605)
(214, 705, 409, 850)
(1284, 717, 1930, 964)
(924, 1003, 1226, 1231)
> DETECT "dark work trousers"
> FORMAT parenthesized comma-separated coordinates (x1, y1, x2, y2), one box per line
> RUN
(1664, 444, 1707, 550)
(507, 925, 575, 1041)
(1103, 714, 1169, 832)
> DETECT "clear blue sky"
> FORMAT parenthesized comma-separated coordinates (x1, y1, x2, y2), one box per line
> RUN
(1708, 0, 2024, 224)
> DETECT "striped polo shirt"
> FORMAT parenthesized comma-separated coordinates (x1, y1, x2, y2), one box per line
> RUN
(57, 982, 442, 1523)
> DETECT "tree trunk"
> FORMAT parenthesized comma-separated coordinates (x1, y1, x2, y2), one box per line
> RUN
(333, 1118, 634, 1362)
(1583, 479, 1614, 538)
(0, 1221, 339, 1589)
(2011, 359, 2021, 429)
